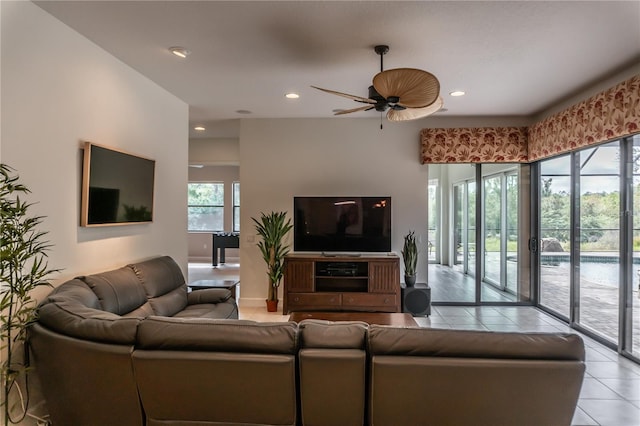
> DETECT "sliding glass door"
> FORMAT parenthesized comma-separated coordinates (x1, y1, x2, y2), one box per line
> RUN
(453, 179, 476, 276)
(428, 179, 439, 263)
(576, 142, 621, 343)
(483, 174, 502, 287)
(539, 155, 572, 318)
(505, 172, 519, 294)
(536, 136, 639, 361)
(428, 163, 531, 304)
(629, 136, 640, 358)
(481, 166, 520, 301)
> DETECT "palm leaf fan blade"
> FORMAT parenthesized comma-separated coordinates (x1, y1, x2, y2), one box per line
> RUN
(387, 96, 444, 122)
(311, 86, 376, 104)
(372, 68, 440, 108)
(334, 105, 373, 115)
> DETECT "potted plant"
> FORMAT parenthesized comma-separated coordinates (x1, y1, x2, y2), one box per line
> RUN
(401, 230, 418, 287)
(252, 211, 293, 312)
(1, 164, 58, 424)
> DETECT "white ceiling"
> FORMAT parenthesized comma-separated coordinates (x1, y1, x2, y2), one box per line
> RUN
(35, 1, 640, 139)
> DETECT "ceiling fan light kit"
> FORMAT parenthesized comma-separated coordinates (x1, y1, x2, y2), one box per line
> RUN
(312, 45, 443, 124)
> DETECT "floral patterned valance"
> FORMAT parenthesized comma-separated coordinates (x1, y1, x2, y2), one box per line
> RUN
(528, 74, 640, 161)
(420, 127, 528, 164)
(420, 74, 639, 164)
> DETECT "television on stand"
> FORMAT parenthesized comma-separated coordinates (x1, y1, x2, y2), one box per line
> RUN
(293, 196, 391, 254)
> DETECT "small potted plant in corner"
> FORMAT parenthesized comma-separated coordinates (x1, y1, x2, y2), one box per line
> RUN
(1, 164, 59, 425)
(402, 230, 418, 287)
(252, 211, 293, 312)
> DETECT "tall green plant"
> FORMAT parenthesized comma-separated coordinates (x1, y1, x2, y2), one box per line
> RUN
(401, 230, 418, 276)
(252, 211, 293, 302)
(1, 164, 58, 424)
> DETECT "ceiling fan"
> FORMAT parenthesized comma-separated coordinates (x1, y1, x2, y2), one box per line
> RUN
(312, 45, 443, 123)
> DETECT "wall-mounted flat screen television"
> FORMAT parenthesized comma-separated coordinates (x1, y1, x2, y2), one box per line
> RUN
(81, 142, 155, 226)
(293, 196, 391, 253)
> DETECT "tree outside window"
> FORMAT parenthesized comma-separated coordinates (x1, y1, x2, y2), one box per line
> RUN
(188, 183, 224, 231)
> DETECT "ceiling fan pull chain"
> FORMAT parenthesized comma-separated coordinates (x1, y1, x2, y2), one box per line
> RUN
(380, 111, 384, 129)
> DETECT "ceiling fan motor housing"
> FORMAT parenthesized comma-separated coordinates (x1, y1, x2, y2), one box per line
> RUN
(368, 85, 388, 111)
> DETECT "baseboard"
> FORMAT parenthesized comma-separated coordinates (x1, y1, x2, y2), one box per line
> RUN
(237, 297, 266, 308)
(188, 256, 240, 264)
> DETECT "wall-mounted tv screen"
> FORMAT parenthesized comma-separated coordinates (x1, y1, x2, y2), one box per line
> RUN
(294, 196, 391, 253)
(81, 142, 155, 226)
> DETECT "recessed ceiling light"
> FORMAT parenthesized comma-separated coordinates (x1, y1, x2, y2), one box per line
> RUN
(285, 93, 300, 99)
(194, 126, 205, 131)
(169, 46, 191, 58)
(236, 110, 252, 114)
(449, 90, 466, 97)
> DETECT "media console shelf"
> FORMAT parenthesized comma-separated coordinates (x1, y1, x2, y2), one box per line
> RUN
(283, 253, 400, 314)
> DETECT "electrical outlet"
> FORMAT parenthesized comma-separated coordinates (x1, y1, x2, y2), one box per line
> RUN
(247, 235, 255, 243)
(204, 244, 207, 250)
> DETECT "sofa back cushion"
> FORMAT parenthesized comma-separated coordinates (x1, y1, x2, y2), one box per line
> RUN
(80, 266, 151, 316)
(137, 316, 298, 354)
(298, 320, 368, 426)
(368, 326, 585, 360)
(133, 317, 298, 426)
(37, 279, 140, 344)
(129, 256, 187, 316)
(367, 326, 586, 426)
(299, 319, 367, 349)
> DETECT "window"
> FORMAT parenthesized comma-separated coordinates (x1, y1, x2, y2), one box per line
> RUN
(233, 182, 240, 232)
(188, 183, 224, 231)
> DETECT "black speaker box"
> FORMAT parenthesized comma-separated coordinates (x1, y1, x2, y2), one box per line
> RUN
(402, 283, 431, 316)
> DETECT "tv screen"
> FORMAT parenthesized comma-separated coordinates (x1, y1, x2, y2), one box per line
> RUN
(81, 142, 155, 226)
(294, 196, 391, 253)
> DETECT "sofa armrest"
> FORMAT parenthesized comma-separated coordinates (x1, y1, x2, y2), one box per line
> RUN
(187, 288, 231, 305)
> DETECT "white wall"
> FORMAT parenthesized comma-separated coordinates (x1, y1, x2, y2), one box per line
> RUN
(189, 138, 240, 166)
(1, 2, 189, 288)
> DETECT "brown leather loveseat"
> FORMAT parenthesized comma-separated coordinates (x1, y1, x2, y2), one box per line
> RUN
(29, 256, 585, 426)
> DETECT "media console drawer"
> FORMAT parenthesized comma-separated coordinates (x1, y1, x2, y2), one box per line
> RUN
(342, 293, 396, 308)
(288, 292, 341, 308)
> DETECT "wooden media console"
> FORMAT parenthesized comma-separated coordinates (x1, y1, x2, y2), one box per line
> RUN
(283, 253, 400, 314)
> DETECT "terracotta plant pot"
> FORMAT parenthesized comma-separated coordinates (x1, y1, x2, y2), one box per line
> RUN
(266, 299, 279, 312)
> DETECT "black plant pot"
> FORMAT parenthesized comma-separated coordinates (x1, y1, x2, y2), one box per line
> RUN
(404, 275, 416, 287)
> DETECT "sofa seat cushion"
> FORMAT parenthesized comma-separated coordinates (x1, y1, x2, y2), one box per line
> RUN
(136, 317, 298, 354)
(173, 301, 238, 320)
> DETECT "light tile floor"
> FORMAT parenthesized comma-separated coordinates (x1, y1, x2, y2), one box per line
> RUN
(189, 263, 640, 426)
